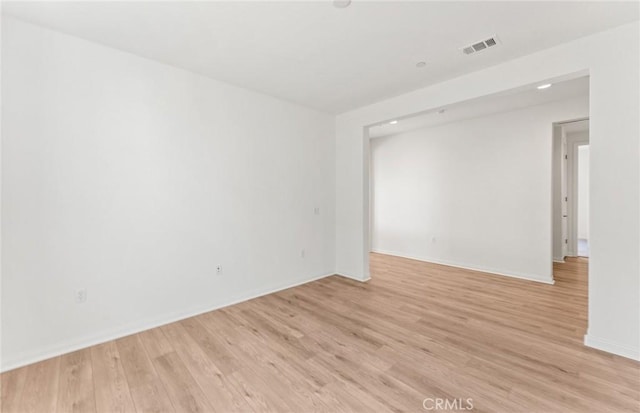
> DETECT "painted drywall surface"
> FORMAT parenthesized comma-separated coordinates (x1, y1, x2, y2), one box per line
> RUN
(371, 97, 588, 283)
(578, 146, 589, 240)
(1, 17, 336, 370)
(0, 2, 4, 373)
(336, 21, 639, 359)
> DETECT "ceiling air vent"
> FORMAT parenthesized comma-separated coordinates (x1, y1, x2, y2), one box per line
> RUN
(461, 36, 500, 55)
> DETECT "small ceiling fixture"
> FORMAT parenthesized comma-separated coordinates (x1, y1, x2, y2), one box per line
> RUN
(389, 120, 398, 125)
(333, 0, 351, 8)
(537, 83, 552, 90)
(438, 109, 446, 114)
(416, 61, 426, 68)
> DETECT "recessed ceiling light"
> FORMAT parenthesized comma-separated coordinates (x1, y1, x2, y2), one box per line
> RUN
(537, 83, 552, 90)
(333, 0, 351, 8)
(416, 61, 426, 68)
(389, 120, 398, 125)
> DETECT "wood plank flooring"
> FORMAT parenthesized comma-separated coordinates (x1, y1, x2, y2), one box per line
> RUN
(2, 254, 639, 412)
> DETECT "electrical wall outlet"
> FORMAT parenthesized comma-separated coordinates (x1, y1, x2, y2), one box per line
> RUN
(216, 265, 222, 275)
(314, 207, 320, 215)
(301, 249, 306, 258)
(75, 288, 87, 304)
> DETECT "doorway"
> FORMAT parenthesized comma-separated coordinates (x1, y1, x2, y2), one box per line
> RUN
(552, 118, 589, 261)
(367, 76, 589, 284)
(577, 145, 589, 257)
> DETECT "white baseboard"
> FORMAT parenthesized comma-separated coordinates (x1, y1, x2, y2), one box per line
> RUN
(0, 271, 336, 373)
(584, 334, 640, 361)
(371, 249, 555, 285)
(336, 272, 371, 283)
(553, 257, 566, 263)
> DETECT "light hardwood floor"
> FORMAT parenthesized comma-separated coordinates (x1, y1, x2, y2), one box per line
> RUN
(2, 253, 639, 412)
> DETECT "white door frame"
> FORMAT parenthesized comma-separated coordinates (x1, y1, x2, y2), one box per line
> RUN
(552, 118, 588, 262)
(566, 134, 589, 256)
(561, 135, 569, 259)
(552, 122, 568, 263)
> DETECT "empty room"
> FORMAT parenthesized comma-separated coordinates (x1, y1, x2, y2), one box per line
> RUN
(1, 1, 639, 413)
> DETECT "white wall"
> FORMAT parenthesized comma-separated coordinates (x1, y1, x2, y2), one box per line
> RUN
(336, 21, 639, 360)
(578, 145, 590, 240)
(371, 97, 588, 283)
(0, 2, 4, 375)
(1, 17, 336, 371)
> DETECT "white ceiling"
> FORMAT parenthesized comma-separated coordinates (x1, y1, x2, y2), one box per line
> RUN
(3, 1, 638, 113)
(369, 76, 589, 138)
